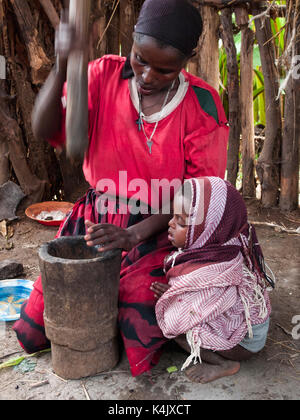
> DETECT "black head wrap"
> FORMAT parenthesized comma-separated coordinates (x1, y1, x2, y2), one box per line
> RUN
(134, 0, 203, 57)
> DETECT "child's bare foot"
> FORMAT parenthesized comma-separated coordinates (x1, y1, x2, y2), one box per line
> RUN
(175, 337, 251, 384)
(186, 359, 240, 384)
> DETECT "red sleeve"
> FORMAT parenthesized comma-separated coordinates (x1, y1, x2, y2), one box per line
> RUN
(47, 56, 115, 148)
(184, 123, 229, 179)
(182, 72, 229, 179)
(47, 83, 67, 148)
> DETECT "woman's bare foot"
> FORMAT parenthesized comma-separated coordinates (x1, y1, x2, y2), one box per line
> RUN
(186, 359, 240, 384)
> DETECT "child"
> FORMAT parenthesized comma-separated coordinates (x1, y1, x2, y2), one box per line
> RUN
(151, 177, 274, 384)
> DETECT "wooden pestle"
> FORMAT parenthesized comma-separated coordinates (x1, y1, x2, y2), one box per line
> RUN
(66, 0, 91, 162)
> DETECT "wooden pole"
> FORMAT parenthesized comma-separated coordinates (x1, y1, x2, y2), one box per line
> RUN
(106, 0, 120, 56)
(38, 0, 60, 29)
(197, 4, 220, 90)
(120, 0, 135, 57)
(280, 0, 300, 211)
(90, 0, 107, 60)
(235, 6, 256, 197)
(0, 98, 46, 203)
(220, 8, 241, 188)
(66, 0, 91, 162)
(253, 3, 282, 208)
(9, 0, 51, 84)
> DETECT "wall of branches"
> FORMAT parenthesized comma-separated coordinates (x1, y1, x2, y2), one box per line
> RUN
(0, 0, 298, 211)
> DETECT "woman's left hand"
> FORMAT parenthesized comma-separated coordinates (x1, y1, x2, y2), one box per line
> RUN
(84, 220, 138, 252)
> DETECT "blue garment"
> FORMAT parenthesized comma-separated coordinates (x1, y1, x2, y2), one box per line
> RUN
(239, 318, 270, 353)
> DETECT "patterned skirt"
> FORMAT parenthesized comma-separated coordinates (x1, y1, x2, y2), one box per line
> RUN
(13, 189, 174, 376)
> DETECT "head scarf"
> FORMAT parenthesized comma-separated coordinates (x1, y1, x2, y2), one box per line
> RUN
(135, 0, 203, 57)
(164, 177, 274, 289)
(156, 177, 273, 369)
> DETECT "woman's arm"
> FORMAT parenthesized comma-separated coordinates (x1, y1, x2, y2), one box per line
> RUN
(32, 12, 83, 141)
(128, 212, 172, 244)
(85, 213, 172, 253)
(31, 59, 67, 141)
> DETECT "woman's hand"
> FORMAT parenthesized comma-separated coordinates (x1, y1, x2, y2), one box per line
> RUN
(84, 220, 139, 253)
(150, 282, 171, 300)
(32, 9, 86, 141)
(55, 9, 84, 67)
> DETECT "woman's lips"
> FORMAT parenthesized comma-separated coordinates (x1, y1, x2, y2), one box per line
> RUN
(137, 82, 155, 95)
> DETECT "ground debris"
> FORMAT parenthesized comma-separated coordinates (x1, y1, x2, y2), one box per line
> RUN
(0, 259, 23, 280)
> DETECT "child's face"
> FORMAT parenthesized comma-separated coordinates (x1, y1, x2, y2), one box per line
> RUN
(168, 193, 189, 249)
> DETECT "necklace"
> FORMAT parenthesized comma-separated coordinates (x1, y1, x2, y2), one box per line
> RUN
(136, 80, 175, 155)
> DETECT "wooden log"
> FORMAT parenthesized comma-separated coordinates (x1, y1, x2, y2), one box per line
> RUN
(253, 3, 282, 207)
(280, 0, 300, 211)
(0, 32, 9, 185)
(220, 8, 240, 188)
(39, 237, 122, 379)
(56, 149, 89, 203)
(0, 98, 46, 204)
(197, 4, 220, 90)
(9, 55, 52, 186)
(95, 12, 107, 58)
(106, 0, 120, 56)
(38, 0, 60, 29)
(2, 1, 52, 192)
(188, 1, 201, 76)
(120, 0, 135, 57)
(9, 0, 51, 85)
(66, 0, 91, 162)
(235, 6, 256, 197)
(0, 140, 10, 185)
(89, 0, 107, 60)
(194, 0, 265, 8)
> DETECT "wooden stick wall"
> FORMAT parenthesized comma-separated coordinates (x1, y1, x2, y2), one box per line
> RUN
(0, 0, 298, 210)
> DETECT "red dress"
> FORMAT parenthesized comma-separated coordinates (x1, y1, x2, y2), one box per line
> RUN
(13, 55, 229, 377)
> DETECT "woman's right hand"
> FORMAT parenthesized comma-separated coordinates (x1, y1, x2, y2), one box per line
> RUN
(32, 9, 86, 141)
(55, 9, 84, 67)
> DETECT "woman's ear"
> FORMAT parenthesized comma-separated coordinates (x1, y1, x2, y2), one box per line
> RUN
(189, 50, 197, 59)
(182, 50, 196, 69)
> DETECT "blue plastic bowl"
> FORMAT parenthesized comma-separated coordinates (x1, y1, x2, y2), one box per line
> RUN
(0, 279, 33, 322)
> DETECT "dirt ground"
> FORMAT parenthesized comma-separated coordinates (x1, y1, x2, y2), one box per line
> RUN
(0, 200, 299, 401)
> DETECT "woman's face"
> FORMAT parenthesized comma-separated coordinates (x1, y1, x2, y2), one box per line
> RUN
(130, 35, 187, 96)
(168, 193, 190, 249)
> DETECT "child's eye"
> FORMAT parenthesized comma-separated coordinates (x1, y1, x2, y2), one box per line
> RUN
(175, 215, 187, 227)
(178, 222, 187, 228)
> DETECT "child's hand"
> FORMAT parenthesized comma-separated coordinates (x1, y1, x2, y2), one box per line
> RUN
(150, 282, 171, 300)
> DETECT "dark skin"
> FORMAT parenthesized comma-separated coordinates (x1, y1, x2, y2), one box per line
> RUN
(31, 15, 189, 253)
(151, 193, 255, 384)
(33, 16, 252, 383)
(84, 36, 190, 251)
(130, 35, 188, 115)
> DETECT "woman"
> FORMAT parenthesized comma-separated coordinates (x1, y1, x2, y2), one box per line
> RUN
(13, 0, 229, 377)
